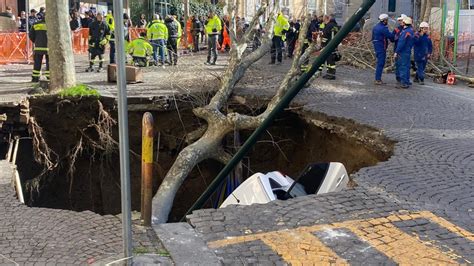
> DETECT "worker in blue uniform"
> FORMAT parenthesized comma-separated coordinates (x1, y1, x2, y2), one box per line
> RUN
(394, 16, 415, 89)
(413, 21, 433, 85)
(393, 14, 406, 84)
(372, 13, 394, 85)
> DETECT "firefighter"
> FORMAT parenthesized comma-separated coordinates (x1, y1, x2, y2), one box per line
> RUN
(127, 32, 153, 67)
(414, 22, 432, 85)
(29, 15, 49, 82)
(372, 13, 394, 85)
(205, 11, 222, 65)
(321, 14, 339, 80)
(270, 12, 289, 65)
(394, 16, 415, 89)
(87, 13, 110, 72)
(165, 15, 180, 65)
(105, 10, 115, 64)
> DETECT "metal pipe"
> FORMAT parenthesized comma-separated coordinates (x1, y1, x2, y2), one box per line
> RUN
(113, 0, 133, 260)
(141, 112, 154, 226)
(181, 0, 377, 222)
(12, 137, 20, 165)
(13, 167, 24, 203)
(453, 0, 460, 65)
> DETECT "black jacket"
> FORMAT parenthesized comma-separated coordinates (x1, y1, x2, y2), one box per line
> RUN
(322, 19, 338, 47)
(29, 20, 48, 54)
(192, 19, 202, 35)
(89, 20, 110, 42)
(165, 17, 179, 39)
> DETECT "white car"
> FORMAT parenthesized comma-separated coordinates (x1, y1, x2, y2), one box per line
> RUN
(220, 162, 349, 208)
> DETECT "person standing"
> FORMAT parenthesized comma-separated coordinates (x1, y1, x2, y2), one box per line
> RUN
(191, 15, 202, 52)
(29, 15, 49, 82)
(286, 20, 297, 58)
(165, 15, 179, 65)
(147, 14, 168, 67)
(87, 13, 110, 72)
(321, 14, 339, 79)
(37, 7, 45, 21)
(372, 14, 394, 85)
(270, 12, 289, 65)
(105, 11, 115, 64)
(204, 11, 222, 65)
(393, 14, 406, 84)
(18, 11, 27, 32)
(137, 14, 147, 28)
(394, 17, 415, 89)
(413, 22, 432, 85)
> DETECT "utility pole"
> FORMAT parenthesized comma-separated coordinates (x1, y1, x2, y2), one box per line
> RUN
(113, 0, 133, 261)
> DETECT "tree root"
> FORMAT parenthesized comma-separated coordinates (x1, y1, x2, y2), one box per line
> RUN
(29, 116, 59, 175)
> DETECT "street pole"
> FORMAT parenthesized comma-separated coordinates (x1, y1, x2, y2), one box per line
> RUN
(453, 0, 460, 65)
(26, 0, 30, 64)
(113, 0, 133, 261)
(439, 0, 447, 64)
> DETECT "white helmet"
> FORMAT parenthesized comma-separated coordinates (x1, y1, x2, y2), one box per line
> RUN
(403, 16, 412, 25)
(379, 13, 389, 20)
(420, 21, 429, 28)
(397, 14, 407, 21)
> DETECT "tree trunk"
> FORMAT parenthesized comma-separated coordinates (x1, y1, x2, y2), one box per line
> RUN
(45, 0, 76, 92)
(419, 0, 426, 23)
(422, 0, 431, 23)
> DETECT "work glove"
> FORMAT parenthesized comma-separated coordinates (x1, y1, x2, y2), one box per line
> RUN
(99, 39, 108, 46)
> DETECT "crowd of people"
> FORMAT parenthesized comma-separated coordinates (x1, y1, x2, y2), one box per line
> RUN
(372, 14, 432, 88)
(14, 5, 432, 87)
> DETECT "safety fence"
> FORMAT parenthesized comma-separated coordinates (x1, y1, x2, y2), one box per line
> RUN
(1, 27, 149, 65)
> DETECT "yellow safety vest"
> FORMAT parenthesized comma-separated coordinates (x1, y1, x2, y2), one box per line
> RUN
(205, 15, 222, 35)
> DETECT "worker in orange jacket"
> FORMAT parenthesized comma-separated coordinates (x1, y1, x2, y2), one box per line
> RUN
(186, 17, 193, 50)
(220, 16, 231, 52)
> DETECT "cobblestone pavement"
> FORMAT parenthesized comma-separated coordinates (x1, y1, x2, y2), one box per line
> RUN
(188, 61, 474, 264)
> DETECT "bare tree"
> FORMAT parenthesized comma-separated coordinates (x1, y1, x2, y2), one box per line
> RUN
(152, 0, 316, 223)
(45, 0, 76, 92)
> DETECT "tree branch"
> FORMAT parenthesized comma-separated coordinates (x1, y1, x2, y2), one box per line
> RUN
(212, 147, 233, 165)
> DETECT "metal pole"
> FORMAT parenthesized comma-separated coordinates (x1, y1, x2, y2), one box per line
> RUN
(181, 0, 377, 222)
(439, 0, 447, 64)
(141, 112, 154, 226)
(26, 0, 30, 64)
(113, 0, 133, 260)
(453, 0, 460, 65)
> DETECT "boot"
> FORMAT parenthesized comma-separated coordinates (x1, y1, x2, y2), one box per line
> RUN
(31, 77, 39, 82)
(85, 66, 94, 72)
(97, 67, 103, 73)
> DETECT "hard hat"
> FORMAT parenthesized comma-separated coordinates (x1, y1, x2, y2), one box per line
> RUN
(397, 14, 407, 20)
(403, 16, 412, 25)
(379, 14, 389, 20)
(420, 21, 429, 28)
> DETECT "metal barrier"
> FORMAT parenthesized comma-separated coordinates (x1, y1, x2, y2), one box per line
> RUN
(0, 32, 32, 64)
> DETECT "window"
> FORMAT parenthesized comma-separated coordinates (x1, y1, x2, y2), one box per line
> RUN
(388, 0, 396, 12)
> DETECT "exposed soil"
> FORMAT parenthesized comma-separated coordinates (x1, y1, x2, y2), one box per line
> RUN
(14, 95, 394, 222)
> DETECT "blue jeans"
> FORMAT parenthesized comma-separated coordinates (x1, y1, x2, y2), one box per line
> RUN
(398, 53, 411, 86)
(415, 59, 427, 81)
(151, 39, 166, 64)
(375, 50, 386, 81)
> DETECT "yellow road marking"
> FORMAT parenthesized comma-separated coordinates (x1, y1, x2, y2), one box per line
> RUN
(207, 211, 473, 264)
(259, 230, 348, 265)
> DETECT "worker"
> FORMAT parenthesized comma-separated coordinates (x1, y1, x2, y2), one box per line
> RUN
(105, 11, 115, 64)
(270, 12, 290, 65)
(414, 21, 432, 85)
(191, 15, 202, 52)
(321, 14, 339, 80)
(186, 16, 193, 50)
(393, 14, 406, 84)
(87, 13, 110, 72)
(220, 15, 231, 52)
(29, 14, 49, 82)
(147, 14, 168, 67)
(394, 16, 415, 89)
(372, 13, 394, 85)
(174, 15, 183, 49)
(165, 15, 180, 65)
(205, 10, 222, 65)
(127, 32, 153, 67)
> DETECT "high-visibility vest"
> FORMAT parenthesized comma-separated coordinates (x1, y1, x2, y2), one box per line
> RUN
(273, 14, 289, 37)
(147, 20, 168, 40)
(127, 37, 153, 57)
(205, 15, 222, 35)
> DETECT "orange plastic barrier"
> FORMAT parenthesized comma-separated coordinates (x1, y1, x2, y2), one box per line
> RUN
(0, 32, 32, 64)
(128, 28, 146, 40)
(71, 28, 89, 54)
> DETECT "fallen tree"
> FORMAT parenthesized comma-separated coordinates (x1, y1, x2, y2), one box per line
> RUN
(152, 1, 318, 223)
